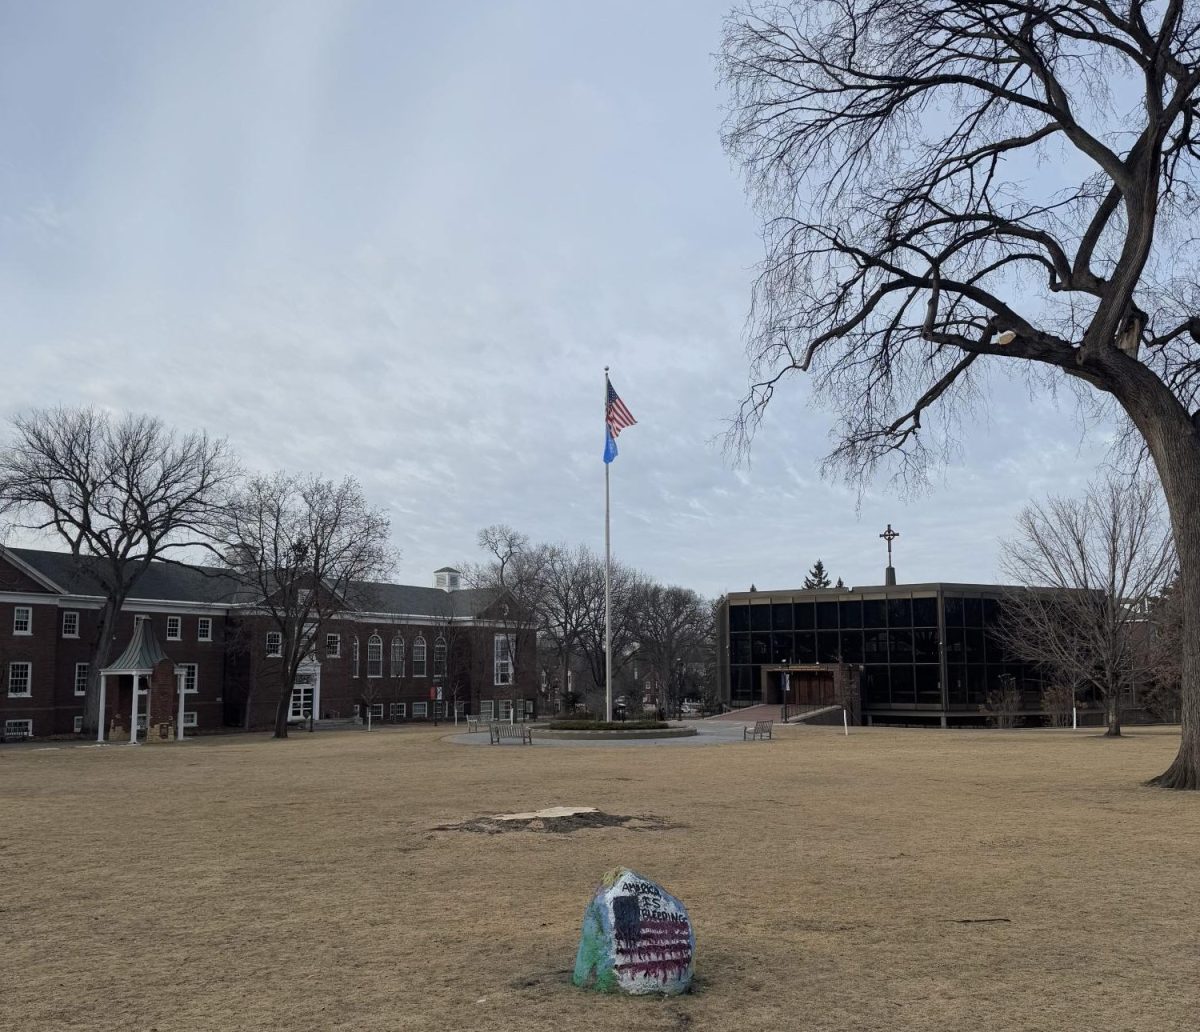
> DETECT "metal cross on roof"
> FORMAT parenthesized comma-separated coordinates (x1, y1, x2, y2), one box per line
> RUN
(880, 523, 900, 565)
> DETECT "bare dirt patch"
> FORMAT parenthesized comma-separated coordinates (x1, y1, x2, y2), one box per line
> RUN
(434, 807, 674, 834)
(0, 724, 1196, 1032)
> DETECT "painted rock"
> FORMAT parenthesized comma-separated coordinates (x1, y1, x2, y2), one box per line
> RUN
(572, 867, 695, 995)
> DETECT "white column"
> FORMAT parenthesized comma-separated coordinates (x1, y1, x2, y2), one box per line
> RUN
(129, 674, 140, 745)
(97, 673, 107, 743)
(176, 670, 186, 741)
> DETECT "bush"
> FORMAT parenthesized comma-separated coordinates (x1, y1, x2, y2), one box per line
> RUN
(546, 720, 670, 731)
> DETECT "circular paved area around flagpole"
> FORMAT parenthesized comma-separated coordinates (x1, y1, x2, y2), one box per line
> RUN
(445, 719, 761, 747)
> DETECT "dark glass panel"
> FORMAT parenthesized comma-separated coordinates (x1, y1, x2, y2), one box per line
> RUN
(887, 597, 913, 627)
(966, 665, 987, 704)
(839, 630, 863, 663)
(964, 597, 983, 626)
(984, 628, 1009, 664)
(946, 665, 968, 706)
(793, 602, 815, 630)
(770, 632, 794, 664)
(816, 601, 840, 630)
(890, 665, 915, 704)
(911, 597, 937, 627)
(888, 628, 913, 662)
(914, 665, 941, 704)
(863, 629, 888, 663)
(943, 596, 964, 626)
(730, 634, 751, 665)
(912, 628, 940, 663)
(772, 603, 793, 630)
(862, 600, 887, 627)
(839, 599, 862, 628)
(944, 626, 965, 662)
(817, 631, 841, 664)
(750, 605, 771, 631)
(751, 633, 771, 664)
(792, 632, 816, 663)
(731, 666, 754, 701)
(964, 629, 985, 663)
(749, 665, 763, 700)
(864, 666, 889, 704)
(729, 605, 750, 633)
(982, 598, 999, 625)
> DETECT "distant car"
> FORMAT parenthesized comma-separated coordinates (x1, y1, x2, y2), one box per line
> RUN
(680, 701, 700, 716)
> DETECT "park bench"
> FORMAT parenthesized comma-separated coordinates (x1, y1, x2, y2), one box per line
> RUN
(744, 720, 773, 741)
(490, 722, 533, 745)
(467, 717, 485, 733)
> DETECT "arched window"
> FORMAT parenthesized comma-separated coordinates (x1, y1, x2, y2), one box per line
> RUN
(352, 637, 360, 678)
(391, 636, 404, 678)
(367, 634, 383, 678)
(412, 635, 427, 677)
(433, 636, 447, 678)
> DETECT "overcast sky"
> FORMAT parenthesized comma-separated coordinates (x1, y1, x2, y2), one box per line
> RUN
(0, 1, 1118, 596)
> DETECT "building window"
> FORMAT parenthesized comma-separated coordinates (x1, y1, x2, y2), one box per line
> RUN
(4, 718, 32, 738)
(136, 714, 148, 731)
(183, 711, 198, 728)
(166, 616, 181, 641)
(74, 715, 84, 732)
(179, 663, 198, 693)
(198, 617, 212, 641)
(62, 611, 79, 638)
(13, 607, 31, 635)
(390, 702, 406, 719)
(498, 699, 513, 721)
(352, 637, 360, 678)
(413, 636, 427, 677)
(413, 701, 428, 718)
(390, 637, 404, 677)
(7, 662, 31, 697)
(524, 700, 534, 715)
(494, 634, 513, 686)
(479, 699, 494, 720)
(433, 636, 447, 678)
(371, 703, 384, 719)
(367, 634, 383, 678)
(266, 632, 282, 657)
(326, 633, 341, 658)
(74, 663, 89, 696)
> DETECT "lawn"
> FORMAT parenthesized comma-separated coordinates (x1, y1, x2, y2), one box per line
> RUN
(3, 723, 1197, 1031)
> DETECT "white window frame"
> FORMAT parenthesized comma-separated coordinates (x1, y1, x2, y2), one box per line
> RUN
(197, 617, 212, 642)
(367, 634, 383, 678)
(326, 633, 341, 659)
(180, 663, 198, 694)
(498, 699, 513, 721)
(166, 616, 182, 641)
(390, 637, 404, 677)
(389, 702, 406, 719)
(62, 610, 79, 639)
(478, 699, 495, 720)
(73, 715, 84, 732)
(494, 634, 513, 686)
(412, 636, 427, 678)
(136, 714, 148, 731)
(433, 636, 447, 678)
(412, 701, 428, 718)
(266, 632, 282, 658)
(7, 661, 31, 697)
(13, 606, 31, 635)
(4, 718, 32, 738)
(370, 702, 384, 719)
(352, 637, 360, 678)
(183, 711, 198, 728)
(524, 699, 534, 715)
(74, 662, 89, 696)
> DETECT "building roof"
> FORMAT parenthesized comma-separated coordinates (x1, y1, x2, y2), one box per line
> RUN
(102, 616, 171, 674)
(4, 547, 500, 619)
(725, 582, 1019, 600)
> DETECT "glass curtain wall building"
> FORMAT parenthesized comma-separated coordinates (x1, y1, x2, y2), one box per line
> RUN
(717, 583, 1054, 727)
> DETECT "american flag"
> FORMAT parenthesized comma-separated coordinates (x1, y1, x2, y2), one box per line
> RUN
(606, 381, 637, 438)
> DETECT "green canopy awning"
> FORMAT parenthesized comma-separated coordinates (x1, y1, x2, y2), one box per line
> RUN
(101, 616, 171, 675)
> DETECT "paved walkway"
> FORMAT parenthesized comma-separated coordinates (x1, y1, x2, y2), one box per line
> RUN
(445, 719, 765, 748)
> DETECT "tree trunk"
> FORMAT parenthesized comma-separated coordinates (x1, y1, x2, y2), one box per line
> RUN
(1105, 691, 1122, 738)
(82, 597, 123, 736)
(1111, 363, 1200, 787)
(273, 656, 297, 740)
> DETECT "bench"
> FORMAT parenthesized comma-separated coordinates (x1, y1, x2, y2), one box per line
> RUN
(744, 719, 773, 741)
(467, 718, 486, 733)
(490, 723, 533, 745)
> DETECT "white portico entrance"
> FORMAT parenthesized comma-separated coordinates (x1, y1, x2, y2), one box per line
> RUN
(288, 662, 321, 723)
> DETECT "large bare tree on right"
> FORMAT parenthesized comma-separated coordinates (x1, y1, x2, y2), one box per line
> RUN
(723, 2, 1200, 788)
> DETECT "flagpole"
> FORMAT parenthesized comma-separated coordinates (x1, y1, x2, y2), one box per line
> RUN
(604, 367, 613, 723)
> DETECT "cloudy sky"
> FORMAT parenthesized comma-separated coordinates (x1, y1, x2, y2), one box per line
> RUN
(0, 1, 1117, 596)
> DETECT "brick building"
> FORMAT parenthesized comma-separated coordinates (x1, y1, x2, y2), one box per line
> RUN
(0, 547, 535, 739)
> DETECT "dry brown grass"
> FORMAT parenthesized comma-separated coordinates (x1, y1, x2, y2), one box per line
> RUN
(3, 723, 1198, 1031)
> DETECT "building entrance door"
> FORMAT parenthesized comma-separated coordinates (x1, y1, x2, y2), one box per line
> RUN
(792, 670, 836, 706)
(289, 665, 321, 722)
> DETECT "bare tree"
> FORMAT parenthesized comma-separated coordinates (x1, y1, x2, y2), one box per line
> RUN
(0, 407, 236, 734)
(1143, 574, 1184, 721)
(998, 476, 1174, 736)
(540, 543, 597, 712)
(576, 556, 644, 701)
(218, 473, 394, 738)
(632, 583, 711, 717)
(722, 2, 1200, 787)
